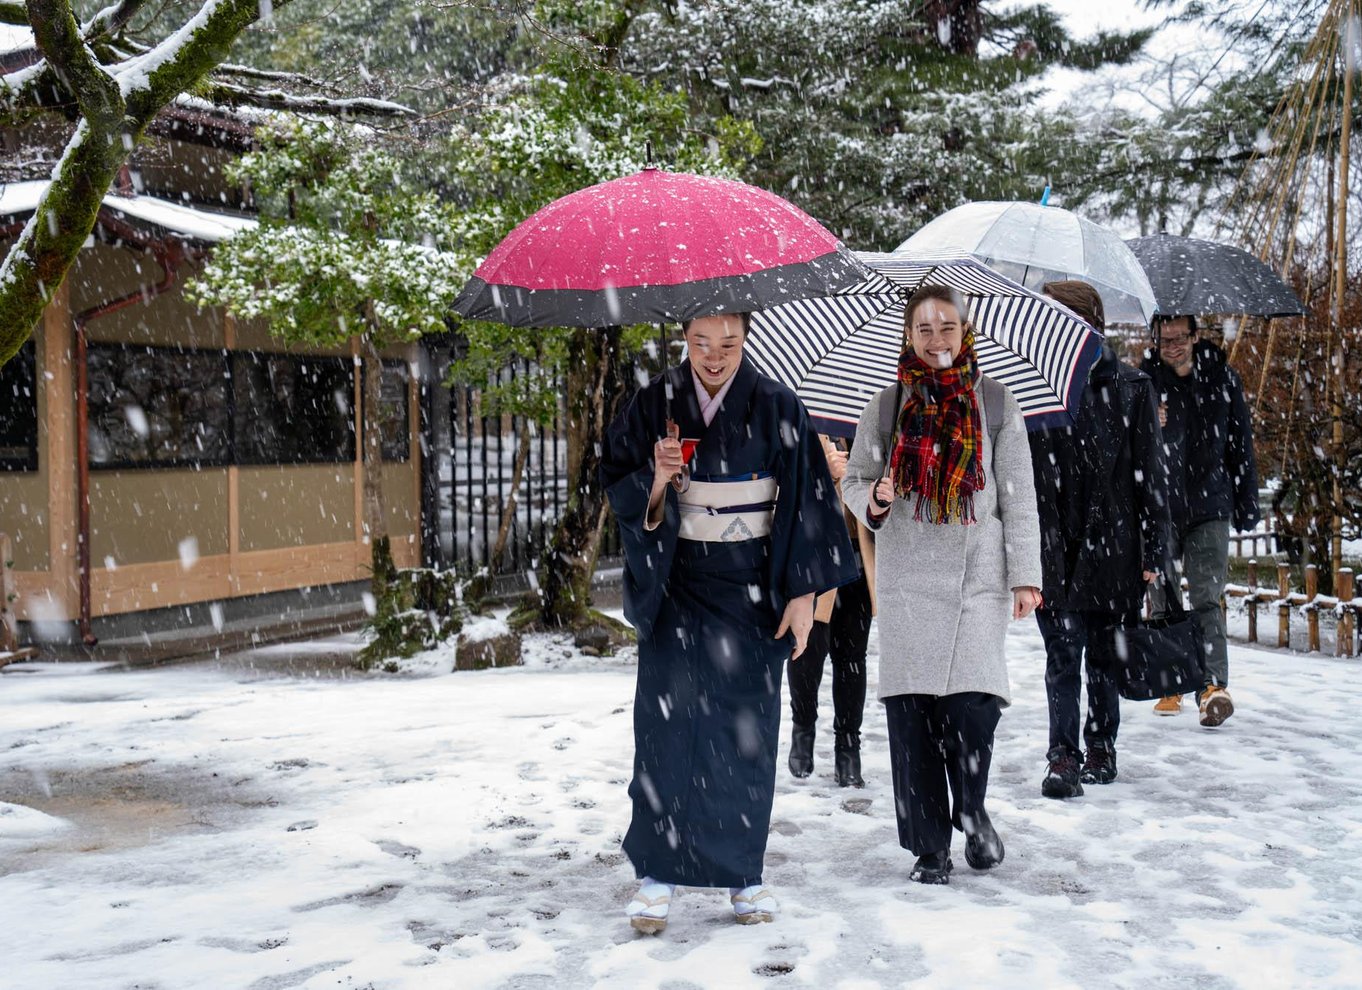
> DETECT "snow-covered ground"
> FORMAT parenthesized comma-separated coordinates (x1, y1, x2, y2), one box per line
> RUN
(2, 617, 1360, 990)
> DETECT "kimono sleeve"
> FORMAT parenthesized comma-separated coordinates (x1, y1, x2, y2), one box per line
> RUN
(768, 393, 859, 609)
(600, 388, 677, 640)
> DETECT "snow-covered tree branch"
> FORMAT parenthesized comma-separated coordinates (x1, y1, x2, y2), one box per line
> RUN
(0, 0, 418, 368)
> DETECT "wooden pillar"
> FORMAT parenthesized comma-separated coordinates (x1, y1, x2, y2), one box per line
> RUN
(1338, 568, 1356, 658)
(1306, 564, 1320, 654)
(224, 314, 240, 592)
(351, 337, 365, 571)
(1247, 559, 1258, 644)
(1, 533, 16, 652)
(44, 280, 77, 621)
(1278, 562, 1292, 649)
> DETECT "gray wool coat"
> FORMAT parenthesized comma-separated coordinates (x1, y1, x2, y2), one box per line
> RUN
(841, 376, 1042, 706)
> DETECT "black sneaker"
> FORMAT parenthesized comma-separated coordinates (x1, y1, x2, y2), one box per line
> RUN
(1080, 745, 1118, 785)
(909, 849, 953, 885)
(1041, 751, 1084, 799)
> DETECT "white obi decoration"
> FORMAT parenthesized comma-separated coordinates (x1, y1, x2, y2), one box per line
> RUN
(677, 475, 778, 543)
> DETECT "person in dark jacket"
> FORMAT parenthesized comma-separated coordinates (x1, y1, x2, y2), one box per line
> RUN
(1141, 316, 1259, 727)
(1030, 281, 1172, 797)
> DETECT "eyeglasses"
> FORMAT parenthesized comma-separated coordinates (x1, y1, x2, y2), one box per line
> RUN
(1159, 333, 1194, 346)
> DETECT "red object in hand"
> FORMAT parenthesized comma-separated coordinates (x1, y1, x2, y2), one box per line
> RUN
(680, 439, 700, 463)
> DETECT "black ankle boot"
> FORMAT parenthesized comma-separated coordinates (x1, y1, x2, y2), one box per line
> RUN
(788, 724, 814, 778)
(834, 734, 864, 788)
(909, 849, 953, 884)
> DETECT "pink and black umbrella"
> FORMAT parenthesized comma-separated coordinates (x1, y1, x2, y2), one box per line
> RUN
(453, 167, 868, 327)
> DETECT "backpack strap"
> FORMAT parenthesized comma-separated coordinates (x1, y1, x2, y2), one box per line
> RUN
(981, 376, 1004, 445)
(877, 381, 903, 459)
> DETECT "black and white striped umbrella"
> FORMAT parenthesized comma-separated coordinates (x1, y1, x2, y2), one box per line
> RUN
(746, 252, 1105, 438)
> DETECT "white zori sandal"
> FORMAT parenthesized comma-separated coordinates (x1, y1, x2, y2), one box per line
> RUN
(626, 878, 674, 934)
(729, 885, 779, 924)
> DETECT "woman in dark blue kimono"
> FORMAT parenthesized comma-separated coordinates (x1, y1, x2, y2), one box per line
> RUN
(602, 312, 858, 935)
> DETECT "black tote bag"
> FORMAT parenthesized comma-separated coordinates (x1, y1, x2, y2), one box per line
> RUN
(1090, 577, 1205, 701)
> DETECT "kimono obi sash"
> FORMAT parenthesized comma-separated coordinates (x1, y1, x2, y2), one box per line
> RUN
(677, 473, 777, 543)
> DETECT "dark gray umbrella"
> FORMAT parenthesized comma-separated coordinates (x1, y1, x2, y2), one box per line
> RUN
(1126, 234, 1306, 318)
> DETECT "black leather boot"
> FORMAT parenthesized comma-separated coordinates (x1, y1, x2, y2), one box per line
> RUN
(833, 734, 864, 788)
(788, 724, 814, 778)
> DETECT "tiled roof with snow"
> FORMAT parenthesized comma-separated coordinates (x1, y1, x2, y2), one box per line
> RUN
(1, 180, 256, 244)
(0, 23, 34, 57)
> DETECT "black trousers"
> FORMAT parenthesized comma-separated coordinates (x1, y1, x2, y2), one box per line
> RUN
(786, 573, 871, 742)
(1035, 607, 1124, 761)
(884, 692, 1002, 856)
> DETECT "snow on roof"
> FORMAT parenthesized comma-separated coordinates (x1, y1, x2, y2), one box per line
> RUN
(0, 24, 34, 57)
(1, 179, 256, 244)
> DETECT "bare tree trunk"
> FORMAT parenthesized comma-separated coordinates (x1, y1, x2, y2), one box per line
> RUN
(490, 417, 533, 574)
(535, 326, 628, 628)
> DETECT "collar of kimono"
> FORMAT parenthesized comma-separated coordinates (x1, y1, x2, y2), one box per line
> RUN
(671, 358, 759, 454)
(691, 366, 737, 426)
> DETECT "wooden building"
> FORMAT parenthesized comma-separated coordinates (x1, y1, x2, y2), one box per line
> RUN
(0, 185, 423, 648)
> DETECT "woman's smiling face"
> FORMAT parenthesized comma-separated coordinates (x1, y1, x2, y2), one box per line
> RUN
(685, 314, 745, 394)
(906, 298, 964, 369)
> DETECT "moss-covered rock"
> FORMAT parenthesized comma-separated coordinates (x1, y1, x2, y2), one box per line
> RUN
(454, 631, 523, 671)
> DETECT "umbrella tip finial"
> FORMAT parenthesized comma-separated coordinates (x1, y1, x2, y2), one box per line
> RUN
(1039, 185, 1051, 206)
(645, 140, 655, 169)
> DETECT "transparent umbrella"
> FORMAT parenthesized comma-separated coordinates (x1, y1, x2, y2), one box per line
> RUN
(896, 201, 1158, 326)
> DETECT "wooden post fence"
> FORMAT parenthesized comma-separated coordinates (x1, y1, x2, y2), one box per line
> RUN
(1339, 569, 1356, 658)
(1278, 561, 1292, 649)
(1305, 565, 1321, 653)
(1224, 560, 1360, 657)
(1246, 559, 1258, 643)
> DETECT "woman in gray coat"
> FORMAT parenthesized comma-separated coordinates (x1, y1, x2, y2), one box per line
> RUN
(842, 284, 1042, 885)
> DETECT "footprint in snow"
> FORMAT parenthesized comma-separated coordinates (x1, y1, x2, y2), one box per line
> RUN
(376, 839, 420, 860)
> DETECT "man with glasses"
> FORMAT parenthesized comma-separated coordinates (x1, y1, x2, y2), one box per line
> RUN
(1142, 316, 1259, 727)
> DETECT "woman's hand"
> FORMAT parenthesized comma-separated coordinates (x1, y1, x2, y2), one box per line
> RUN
(821, 437, 848, 484)
(776, 592, 816, 660)
(652, 436, 684, 494)
(869, 477, 895, 520)
(1012, 586, 1043, 620)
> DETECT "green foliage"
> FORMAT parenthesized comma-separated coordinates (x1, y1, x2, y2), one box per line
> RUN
(224, 0, 525, 113)
(1067, 65, 1283, 237)
(187, 120, 468, 347)
(622, 0, 1148, 248)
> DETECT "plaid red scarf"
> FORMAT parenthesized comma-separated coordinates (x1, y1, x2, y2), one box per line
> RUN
(889, 331, 985, 525)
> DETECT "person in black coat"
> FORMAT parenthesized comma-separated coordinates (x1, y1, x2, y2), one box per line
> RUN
(1029, 281, 1172, 797)
(1141, 318, 1259, 727)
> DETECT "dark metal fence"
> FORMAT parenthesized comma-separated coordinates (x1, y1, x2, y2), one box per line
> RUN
(420, 343, 623, 577)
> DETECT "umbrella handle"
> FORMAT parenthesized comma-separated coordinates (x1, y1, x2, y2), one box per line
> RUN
(665, 418, 689, 493)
